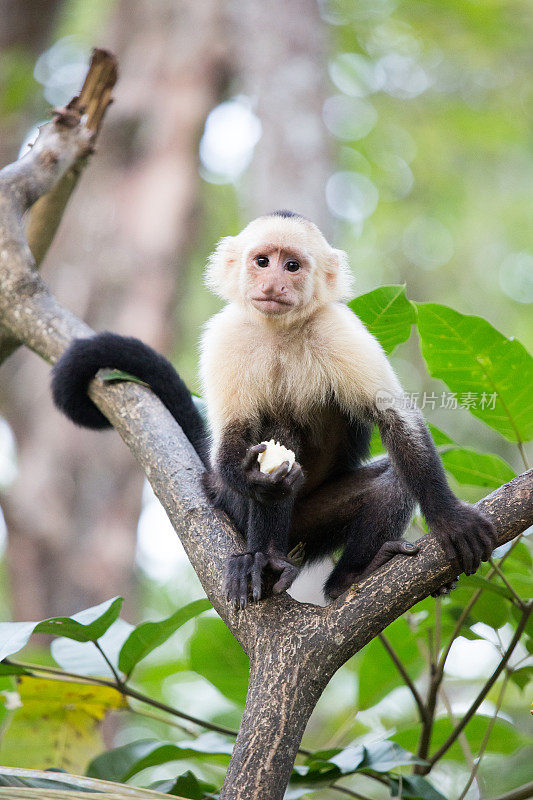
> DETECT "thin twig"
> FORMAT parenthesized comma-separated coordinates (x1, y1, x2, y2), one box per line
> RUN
(378, 633, 427, 723)
(94, 640, 125, 688)
(488, 558, 525, 608)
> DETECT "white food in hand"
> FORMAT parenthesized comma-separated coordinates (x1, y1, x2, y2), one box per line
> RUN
(257, 440, 296, 474)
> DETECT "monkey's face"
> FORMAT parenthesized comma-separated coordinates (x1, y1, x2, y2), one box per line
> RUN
(205, 215, 354, 317)
(244, 244, 311, 316)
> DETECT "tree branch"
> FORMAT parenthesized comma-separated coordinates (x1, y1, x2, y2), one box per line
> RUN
(0, 48, 117, 364)
(1, 74, 532, 800)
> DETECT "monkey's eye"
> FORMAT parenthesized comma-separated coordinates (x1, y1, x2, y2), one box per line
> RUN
(286, 260, 300, 273)
(255, 256, 269, 268)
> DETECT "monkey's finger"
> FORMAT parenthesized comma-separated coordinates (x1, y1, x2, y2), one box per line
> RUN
(269, 461, 290, 483)
(452, 534, 475, 576)
(243, 444, 267, 470)
(480, 522, 497, 560)
(237, 555, 252, 610)
(251, 552, 267, 602)
(286, 464, 303, 487)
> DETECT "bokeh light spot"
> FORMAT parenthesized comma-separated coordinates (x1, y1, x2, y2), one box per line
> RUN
(199, 98, 262, 184)
(323, 95, 377, 141)
(499, 252, 533, 303)
(403, 216, 454, 270)
(326, 170, 379, 223)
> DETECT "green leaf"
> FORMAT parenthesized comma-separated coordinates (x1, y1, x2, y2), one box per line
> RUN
(349, 285, 416, 354)
(359, 740, 426, 772)
(119, 599, 211, 677)
(427, 424, 454, 447)
(51, 618, 133, 679)
(393, 714, 526, 759)
(510, 666, 533, 691)
(0, 597, 123, 660)
(416, 303, 533, 442)
(87, 733, 233, 781)
(152, 770, 218, 798)
(34, 597, 124, 643)
(0, 663, 31, 676)
(354, 617, 424, 708)
(188, 618, 249, 706)
(102, 368, 149, 387)
(441, 447, 516, 488)
(459, 575, 513, 599)
(389, 775, 448, 800)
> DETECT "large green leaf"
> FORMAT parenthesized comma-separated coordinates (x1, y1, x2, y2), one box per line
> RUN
(441, 447, 516, 488)
(188, 618, 249, 706)
(118, 599, 211, 677)
(416, 303, 533, 442)
(393, 714, 527, 759)
(0, 597, 123, 661)
(349, 285, 416, 354)
(88, 733, 233, 781)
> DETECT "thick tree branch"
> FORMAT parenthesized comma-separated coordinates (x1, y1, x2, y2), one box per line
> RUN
(1, 83, 532, 800)
(0, 48, 117, 364)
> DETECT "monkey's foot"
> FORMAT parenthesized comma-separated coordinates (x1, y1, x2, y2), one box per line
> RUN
(325, 539, 419, 600)
(225, 549, 300, 610)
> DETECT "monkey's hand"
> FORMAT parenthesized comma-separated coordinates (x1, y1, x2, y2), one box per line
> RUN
(241, 444, 304, 503)
(225, 548, 300, 610)
(430, 501, 496, 577)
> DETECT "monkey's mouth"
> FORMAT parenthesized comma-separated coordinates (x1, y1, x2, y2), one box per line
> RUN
(251, 297, 293, 314)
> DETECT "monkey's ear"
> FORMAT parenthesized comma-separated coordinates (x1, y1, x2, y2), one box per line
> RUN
(205, 235, 242, 301)
(324, 248, 355, 302)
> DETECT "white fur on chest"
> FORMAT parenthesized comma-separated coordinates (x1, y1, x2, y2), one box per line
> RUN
(199, 303, 402, 446)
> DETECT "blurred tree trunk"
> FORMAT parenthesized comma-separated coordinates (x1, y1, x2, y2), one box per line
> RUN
(0, 0, 231, 619)
(234, 0, 333, 235)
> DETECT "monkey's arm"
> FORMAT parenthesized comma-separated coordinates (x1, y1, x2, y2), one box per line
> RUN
(215, 425, 304, 608)
(377, 406, 496, 574)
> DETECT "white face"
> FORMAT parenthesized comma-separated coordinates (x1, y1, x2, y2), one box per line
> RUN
(243, 243, 314, 316)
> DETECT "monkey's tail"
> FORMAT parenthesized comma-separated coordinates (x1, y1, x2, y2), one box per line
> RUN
(51, 332, 210, 468)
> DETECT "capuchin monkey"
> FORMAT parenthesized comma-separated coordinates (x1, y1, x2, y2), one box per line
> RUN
(52, 210, 496, 608)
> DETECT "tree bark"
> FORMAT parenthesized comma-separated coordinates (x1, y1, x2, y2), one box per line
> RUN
(1, 71, 532, 800)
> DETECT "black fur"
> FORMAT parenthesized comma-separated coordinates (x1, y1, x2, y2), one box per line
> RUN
(51, 333, 210, 468)
(52, 333, 496, 608)
(269, 209, 304, 219)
